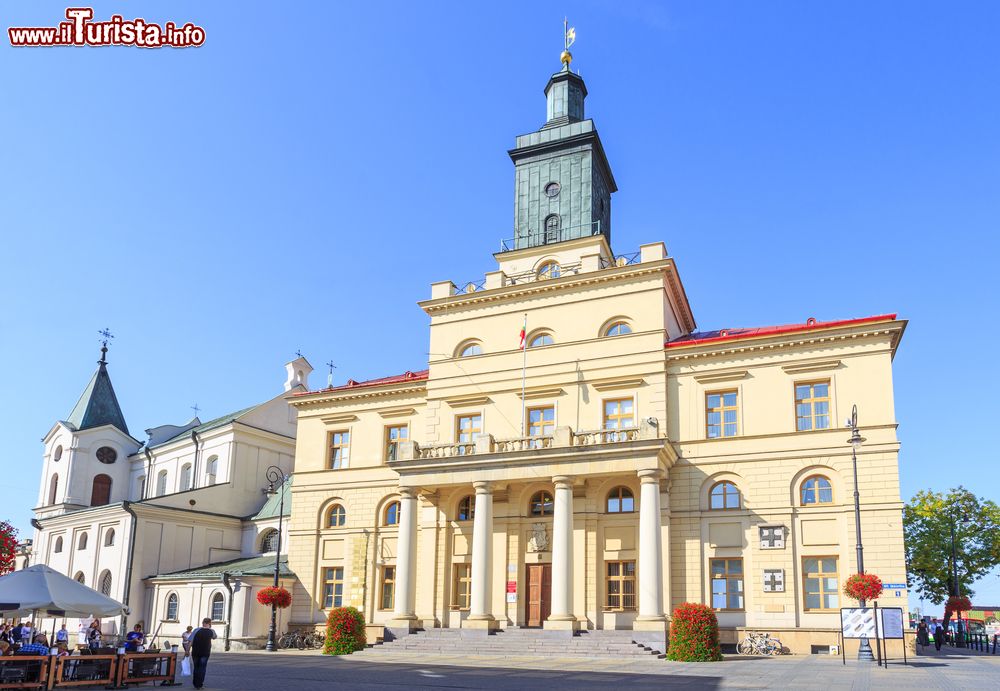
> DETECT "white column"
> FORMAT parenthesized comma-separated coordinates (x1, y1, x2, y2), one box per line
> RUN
(393, 487, 418, 621)
(468, 481, 494, 622)
(637, 469, 665, 621)
(547, 475, 577, 626)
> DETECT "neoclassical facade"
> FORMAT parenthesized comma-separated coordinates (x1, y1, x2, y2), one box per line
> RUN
(286, 56, 909, 654)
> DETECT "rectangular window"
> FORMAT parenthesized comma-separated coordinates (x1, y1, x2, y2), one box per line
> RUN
(329, 431, 350, 469)
(603, 398, 635, 431)
(384, 424, 408, 463)
(706, 391, 739, 438)
(803, 556, 839, 611)
(795, 381, 831, 431)
(456, 415, 482, 444)
(451, 564, 472, 611)
(526, 406, 555, 448)
(605, 560, 637, 611)
(323, 567, 344, 609)
(710, 558, 745, 610)
(379, 565, 396, 610)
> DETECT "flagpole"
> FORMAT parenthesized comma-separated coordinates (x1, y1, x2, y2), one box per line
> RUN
(521, 313, 527, 437)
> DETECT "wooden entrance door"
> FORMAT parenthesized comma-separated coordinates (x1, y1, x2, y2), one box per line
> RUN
(526, 563, 551, 627)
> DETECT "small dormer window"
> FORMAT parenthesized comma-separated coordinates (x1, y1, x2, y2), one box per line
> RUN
(96, 446, 117, 464)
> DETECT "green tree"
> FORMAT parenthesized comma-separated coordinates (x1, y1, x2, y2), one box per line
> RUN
(904, 487, 1000, 629)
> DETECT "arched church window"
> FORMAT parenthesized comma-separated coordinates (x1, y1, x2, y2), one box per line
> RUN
(206, 457, 219, 486)
(136, 475, 145, 500)
(49, 474, 59, 505)
(156, 470, 168, 497)
(544, 214, 561, 242)
(105, 528, 115, 547)
(165, 593, 179, 621)
(54, 536, 63, 554)
(529, 491, 554, 516)
(96, 446, 117, 464)
(74, 572, 85, 584)
(91, 474, 112, 506)
(211, 593, 225, 622)
(180, 463, 192, 491)
(78, 533, 88, 551)
(260, 528, 280, 553)
(53, 445, 63, 462)
(99, 570, 112, 596)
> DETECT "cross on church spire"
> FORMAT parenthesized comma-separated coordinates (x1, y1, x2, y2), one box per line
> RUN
(97, 328, 114, 364)
(325, 360, 337, 388)
(191, 403, 201, 417)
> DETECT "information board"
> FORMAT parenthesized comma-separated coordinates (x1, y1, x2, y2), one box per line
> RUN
(841, 607, 876, 639)
(878, 608, 904, 639)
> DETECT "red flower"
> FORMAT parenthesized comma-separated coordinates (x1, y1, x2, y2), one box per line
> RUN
(843, 573, 883, 602)
(256, 586, 292, 609)
(945, 596, 971, 615)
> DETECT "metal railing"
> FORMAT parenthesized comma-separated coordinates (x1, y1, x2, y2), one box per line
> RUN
(506, 261, 583, 286)
(454, 278, 487, 295)
(600, 251, 641, 269)
(499, 220, 601, 253)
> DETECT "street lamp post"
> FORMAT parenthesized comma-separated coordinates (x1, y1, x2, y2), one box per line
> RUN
(263, 465, 287, 653)
(949, 514, 970, 648)
(847, 405, 874, 662)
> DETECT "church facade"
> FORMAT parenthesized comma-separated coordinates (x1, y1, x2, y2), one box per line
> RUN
(285, 55, 909, 654)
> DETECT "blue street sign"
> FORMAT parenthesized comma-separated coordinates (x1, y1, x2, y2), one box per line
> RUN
(883, 583, 907, 589)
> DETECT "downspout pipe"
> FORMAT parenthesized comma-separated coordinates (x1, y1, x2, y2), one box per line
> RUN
(221, 573, 234, 651)
(190, 431, 201, 488)
(121, 501, 139, 636)
(143, 447, 153, 499)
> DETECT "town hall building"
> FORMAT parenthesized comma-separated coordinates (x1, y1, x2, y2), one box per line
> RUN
(284, 47, 910, 655)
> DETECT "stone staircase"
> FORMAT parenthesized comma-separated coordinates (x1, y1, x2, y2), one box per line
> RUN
(357, 627, 666, 659)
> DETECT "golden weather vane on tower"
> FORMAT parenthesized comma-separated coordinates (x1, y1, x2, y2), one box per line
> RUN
(561, 18, 576, 70)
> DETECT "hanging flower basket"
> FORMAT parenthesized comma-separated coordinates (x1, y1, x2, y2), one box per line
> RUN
(945, 595, 971, 615)
(256, 586, 292, 609)
(843, 573, 883, 602)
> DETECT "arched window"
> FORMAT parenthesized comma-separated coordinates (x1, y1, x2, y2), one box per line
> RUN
(54, 536, 63, 554)
(74, 572, 85, 584)
(528, 332, 554, 348)
(179, 463, 192, 491)
(603, 321, 633, 337)
(96, 446, 117, 464)
(53, 445, 63, 462)
(211, 593, 225, 622)
(383, 501, 401, 526)
(156, 470, 168, 497)
(537, 262, 561, 280)
(98, 570, 112, 596)
(136, 475, 146, 500)
(105, 528, 115, 547)
(709, 481, 741, 510)
(327, 504, 346, 528)
(260, 528, 280, 553)
(457, 341, 483, 358)
(457, 496, 474, 521)
(800, 475, 834, 505)
(206, 456, 219, 485)
(529, 491, 554, 517)
(91, 474, 112, 506)
(543, 214, 561, 242)
(78, 532, 88, 550)
(606, 486, 635, 513)
(48, 474, 59, 505)
(165, 593, 179, 621)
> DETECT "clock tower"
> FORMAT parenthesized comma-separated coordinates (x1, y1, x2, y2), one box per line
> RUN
(508, 49, 617, 251)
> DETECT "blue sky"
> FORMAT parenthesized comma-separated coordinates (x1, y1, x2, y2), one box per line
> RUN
(2, 1, 997, 608)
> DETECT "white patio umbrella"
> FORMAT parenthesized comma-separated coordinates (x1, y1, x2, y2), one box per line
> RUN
(0, 564, 127, 619)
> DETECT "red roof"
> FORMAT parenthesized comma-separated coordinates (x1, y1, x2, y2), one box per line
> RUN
(293, 369, 429, 396)
(666, 314, 897, 349)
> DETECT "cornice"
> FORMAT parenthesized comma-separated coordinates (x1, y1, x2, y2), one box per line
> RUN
(291, 380, 427, 409)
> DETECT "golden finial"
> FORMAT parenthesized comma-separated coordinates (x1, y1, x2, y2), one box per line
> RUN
(561, 18, 576, 69)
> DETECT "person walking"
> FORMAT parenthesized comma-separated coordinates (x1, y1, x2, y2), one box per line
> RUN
(189, 618, 217, 690)
(916, 621, 930, 650)
(181, 626, 193, 655)
(934, 624, 944, 651)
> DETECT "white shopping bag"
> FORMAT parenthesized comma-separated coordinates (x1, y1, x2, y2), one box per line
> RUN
(180, 656, 192, 677)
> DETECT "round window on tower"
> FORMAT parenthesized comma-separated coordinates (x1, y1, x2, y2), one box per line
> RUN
(544, 182, 560, 198)
(96, 446, 117, 464)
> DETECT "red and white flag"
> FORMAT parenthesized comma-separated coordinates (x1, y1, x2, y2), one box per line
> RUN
(518, 316, 527, 350)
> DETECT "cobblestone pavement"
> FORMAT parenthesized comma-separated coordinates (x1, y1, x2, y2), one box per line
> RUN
(179, 647, 1000, 690)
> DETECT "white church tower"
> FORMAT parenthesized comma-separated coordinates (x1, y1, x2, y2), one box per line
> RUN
(36, 338, 141, 520)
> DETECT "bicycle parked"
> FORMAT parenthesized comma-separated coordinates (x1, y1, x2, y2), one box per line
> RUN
(277, 630, 324, 650)
(737, 631, 784, 656)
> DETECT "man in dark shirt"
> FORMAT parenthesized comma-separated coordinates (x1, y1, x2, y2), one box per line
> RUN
(188, 618, 217, 689)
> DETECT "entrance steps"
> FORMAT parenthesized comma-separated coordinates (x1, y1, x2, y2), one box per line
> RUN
(358, 627, 666, 658)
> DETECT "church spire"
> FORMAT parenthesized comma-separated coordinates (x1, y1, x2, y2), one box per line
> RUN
(65, 331, 129, 435)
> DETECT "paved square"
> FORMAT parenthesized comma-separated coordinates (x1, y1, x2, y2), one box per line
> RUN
(178, 648, 1000, 690)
